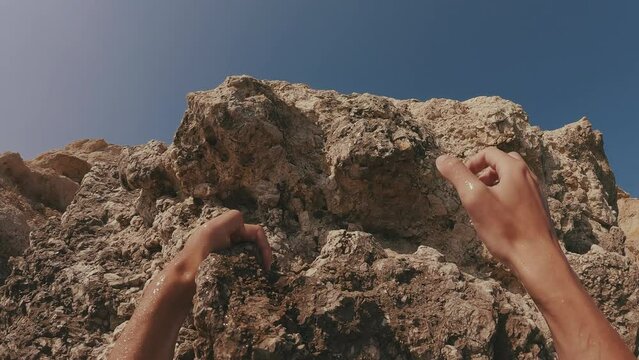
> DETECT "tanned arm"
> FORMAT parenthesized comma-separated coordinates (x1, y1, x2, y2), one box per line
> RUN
(436, 147, 634, 359)
(108, 210, 272, 360)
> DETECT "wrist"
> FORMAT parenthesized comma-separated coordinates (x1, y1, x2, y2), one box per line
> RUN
(506, 239, 578, 307)
(164, 257, 198, 300)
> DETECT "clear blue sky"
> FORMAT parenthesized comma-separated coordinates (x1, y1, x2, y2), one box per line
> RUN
(0, 1, 637, 195)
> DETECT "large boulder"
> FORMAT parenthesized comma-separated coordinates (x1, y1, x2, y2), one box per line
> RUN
(0, 77, 636, 359)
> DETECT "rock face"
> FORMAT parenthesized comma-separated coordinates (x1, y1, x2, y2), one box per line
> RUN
(0, 76, 637, 359)
(619, 189, 639, 260)
(0, 140, 122, 282)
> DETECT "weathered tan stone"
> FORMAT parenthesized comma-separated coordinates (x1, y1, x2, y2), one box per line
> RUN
(618, 190, 639, 260)
(0, 76, 636, 358)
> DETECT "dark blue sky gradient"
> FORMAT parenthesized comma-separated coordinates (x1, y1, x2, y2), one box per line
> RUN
(0, 1, 637, 194)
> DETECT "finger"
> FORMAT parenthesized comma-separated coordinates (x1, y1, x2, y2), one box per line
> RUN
(232, 224, 273, 271)
(508, 151, 524, 161)
(195, 210, 244, 252)
(246, 225, 272, 271)
(212, 209, 244, 238)
(477, 167, 499, 186)
(507, 151, 540, 182)
(436, 154, 486, 203)
(465, 147, 515, 175)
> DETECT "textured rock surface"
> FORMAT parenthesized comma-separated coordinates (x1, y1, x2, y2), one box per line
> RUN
(0, 76, 637, 359)
(619, 189, 639, 260)
(0, 140, 122, 282)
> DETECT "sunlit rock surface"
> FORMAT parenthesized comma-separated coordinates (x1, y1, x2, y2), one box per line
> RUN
(619, 189, 639, 261)
(0, 76, 637, 359)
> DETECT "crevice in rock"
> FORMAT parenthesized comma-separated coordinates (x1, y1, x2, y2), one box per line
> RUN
(220, 187, 258, 221)
(563, 221, 596, 254)
(492, 314, 514, 360)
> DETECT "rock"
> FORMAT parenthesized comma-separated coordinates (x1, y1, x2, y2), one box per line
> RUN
(0, 204, 30, 281)
(0, 152, 79, 211)
(0, 140, 122, 284)
(542, 119, 622, 254)
(0, 76, 636, 358)
(618, 190, 639, 260)
(566, 246, 639, 347)
(30, 138, 123, 174)
(0, 204, 30, 258)
(30, 152, 92, 183)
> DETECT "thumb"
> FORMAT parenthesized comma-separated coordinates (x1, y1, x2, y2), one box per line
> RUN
(436, 154, 486, 204)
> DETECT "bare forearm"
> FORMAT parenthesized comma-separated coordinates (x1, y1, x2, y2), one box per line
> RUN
(108, 211, 272, 359)
(109, 258, 196, 360)
(513, 243, 634, 360)
(436, 149, 634, 359)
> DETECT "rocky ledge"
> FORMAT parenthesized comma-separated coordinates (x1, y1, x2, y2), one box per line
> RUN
(0, 76, 637, 359)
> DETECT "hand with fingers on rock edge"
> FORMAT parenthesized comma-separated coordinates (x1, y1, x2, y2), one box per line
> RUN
(109, 210, 272, 360)
(436, 147, 635, 360)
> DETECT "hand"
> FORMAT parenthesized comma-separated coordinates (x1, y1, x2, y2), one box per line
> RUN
(108, 210, 272, 360)
(182, 209, 273, 271)
(435, 147, 560, 274)
(436, 148, 636, 359)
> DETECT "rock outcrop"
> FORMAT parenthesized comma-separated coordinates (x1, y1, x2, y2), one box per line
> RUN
(0, 76, 637, 359)
(0, 140, 122, 283)
(619, 189, 639, 260)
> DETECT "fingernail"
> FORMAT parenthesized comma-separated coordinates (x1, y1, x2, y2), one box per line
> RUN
(436, 154, 450, 168)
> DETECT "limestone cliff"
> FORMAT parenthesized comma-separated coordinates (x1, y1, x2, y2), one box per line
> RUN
(0, 76, 637, 359)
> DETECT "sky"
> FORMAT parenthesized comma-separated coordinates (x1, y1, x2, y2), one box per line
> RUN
(0, 1, 637, 195)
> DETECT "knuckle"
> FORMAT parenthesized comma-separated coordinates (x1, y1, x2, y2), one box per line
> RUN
(529, 172, 540, 183)
(512, 161, 529, 175)
(509, 151, 523, 161)
(227, 209, 243, 220)
(465, 152, 480, 164)
(462, 188, 486, 207)
(484, 146, 500, 156)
